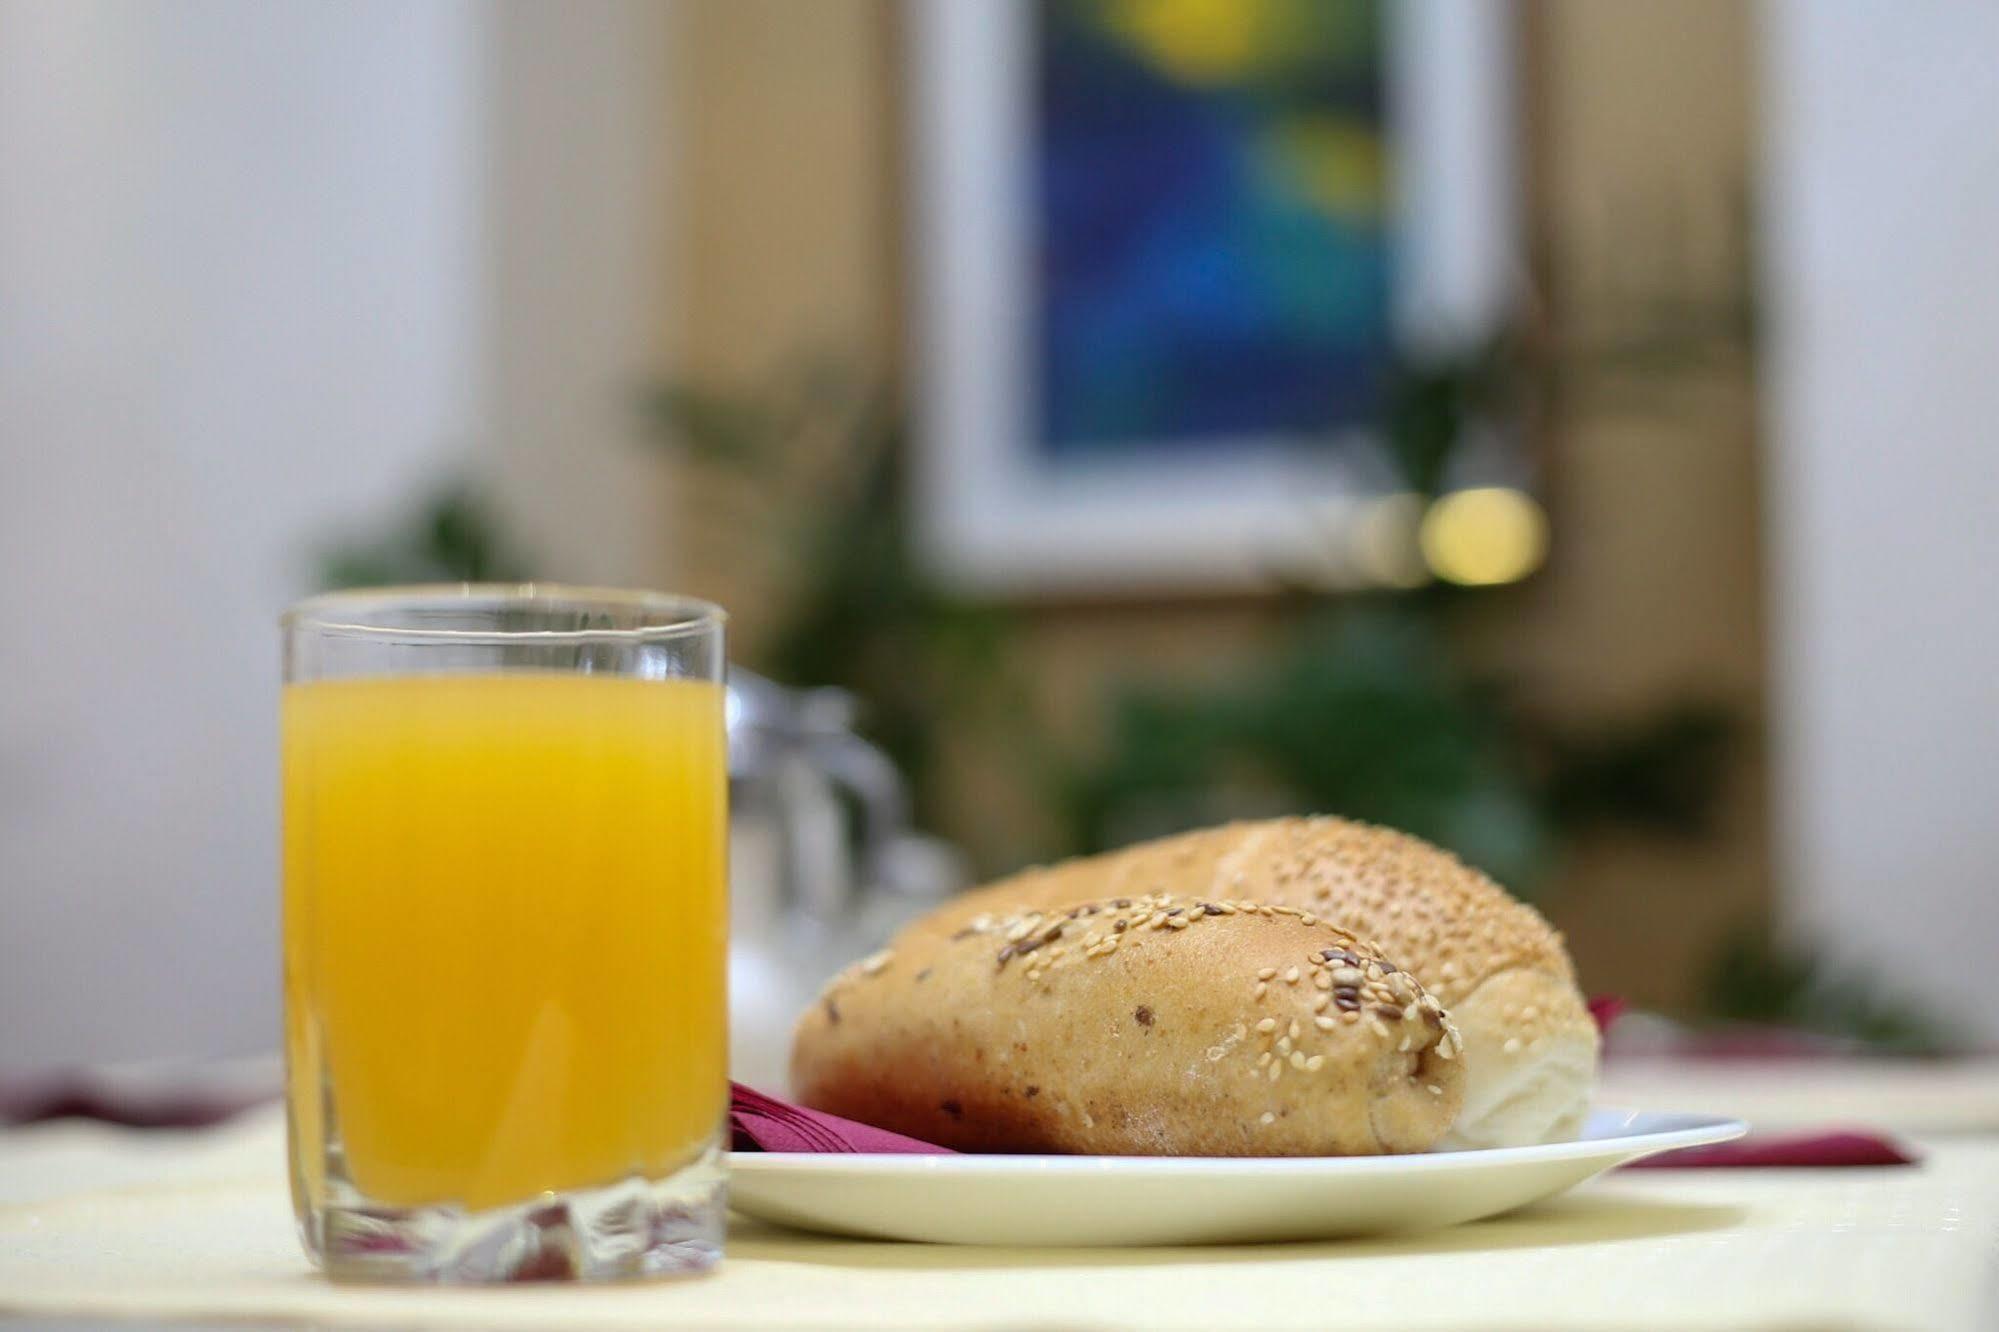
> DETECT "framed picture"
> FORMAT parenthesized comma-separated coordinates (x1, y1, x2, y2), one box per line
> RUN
(909, 0, 1518, 594)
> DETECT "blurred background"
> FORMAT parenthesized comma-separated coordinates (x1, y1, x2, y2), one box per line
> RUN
(2, 0, 1994, 1084)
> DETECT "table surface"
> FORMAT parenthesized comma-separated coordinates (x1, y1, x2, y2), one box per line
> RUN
(3, 1063, 1998, 1331)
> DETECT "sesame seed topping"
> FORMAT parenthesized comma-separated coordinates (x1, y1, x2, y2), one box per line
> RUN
(1257, 967, 1277, 981)
(1287, 1019, 1301, 1041)
(1283, 967, 1301, 984)
(1315, 1015, 1336, 1030)
(1427, 1084, 1443, 1096)
(1503, 1037, 1522, 1055)
(859, 950, 893, 976)
(1256, 1017, 1278, 1033)
(1289, 1050, 1307, 1070)
(1305, 1055, 1325, 1072)
(1254, 982, 1269, 1001)
(1267, 1063, 1281, 1082)
(1259, 1111, 1276, 1125)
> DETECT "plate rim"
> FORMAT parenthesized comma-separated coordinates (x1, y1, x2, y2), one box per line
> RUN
(728, 1107, 1747, 1177)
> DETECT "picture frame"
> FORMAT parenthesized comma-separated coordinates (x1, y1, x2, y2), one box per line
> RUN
(908, 0, 1518, 595)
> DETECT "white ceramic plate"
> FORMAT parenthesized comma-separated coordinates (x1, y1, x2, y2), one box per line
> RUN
(727, 1107, 1745, 1246)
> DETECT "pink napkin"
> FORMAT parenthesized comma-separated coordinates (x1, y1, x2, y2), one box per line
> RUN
(730, 1082, 954, 1154)
(1625, 1129, 1918, 1169)
(0, 1067, 275, 1129)
(729, 1081, 1918, 1167)
(1587, 995, 1918, 1167)
(1588, 995, 1627, 1033)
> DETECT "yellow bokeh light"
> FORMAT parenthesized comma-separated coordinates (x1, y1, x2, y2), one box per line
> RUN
(1418, 488, 1548, 587)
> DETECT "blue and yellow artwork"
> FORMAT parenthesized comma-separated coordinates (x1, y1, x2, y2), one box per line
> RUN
(1034, 0, 1390, 459)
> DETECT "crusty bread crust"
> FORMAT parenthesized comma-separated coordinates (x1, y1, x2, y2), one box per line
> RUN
(898, 816, 1599, 1148)
(791, 894, 1465, 1156)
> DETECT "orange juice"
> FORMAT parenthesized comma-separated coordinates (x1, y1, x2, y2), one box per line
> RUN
(283, 672, 726, 1213)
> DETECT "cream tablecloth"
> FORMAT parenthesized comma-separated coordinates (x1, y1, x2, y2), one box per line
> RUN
(3, 1086, 1998, 1331)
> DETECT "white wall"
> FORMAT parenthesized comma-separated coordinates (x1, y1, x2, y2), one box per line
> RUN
(1764, 2, 1999, 1037)
(482, 1, 676, 586)
(0, 1, 482, 1063)
(0, 1, 677, 1064)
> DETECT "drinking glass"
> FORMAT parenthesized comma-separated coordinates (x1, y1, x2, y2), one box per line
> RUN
(281, 585, 728, 1282)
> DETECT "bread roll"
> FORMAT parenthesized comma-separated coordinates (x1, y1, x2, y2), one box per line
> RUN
(915, 817, 1597, 1150)
(791, 894, 1465, 1156)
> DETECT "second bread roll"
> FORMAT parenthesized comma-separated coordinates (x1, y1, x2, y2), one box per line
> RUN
(791, 894, 1465, 1156)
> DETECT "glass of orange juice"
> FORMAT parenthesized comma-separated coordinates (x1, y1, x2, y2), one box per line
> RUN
(281, 585, 728, 1283)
